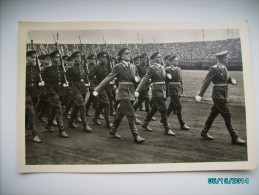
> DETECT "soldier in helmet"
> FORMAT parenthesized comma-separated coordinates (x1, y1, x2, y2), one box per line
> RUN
(195, 50, 246, 146)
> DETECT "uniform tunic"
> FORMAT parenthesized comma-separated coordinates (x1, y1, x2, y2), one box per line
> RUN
(165, 65, 183, 111)
(95, 61, 138, 115)
(136, 63, 166, 111)
(199, 63, 234, 115)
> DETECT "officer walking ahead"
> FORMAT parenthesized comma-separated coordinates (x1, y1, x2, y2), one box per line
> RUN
(93, 48, 145, 144)
(195, 50, 246, 146)
(135, 52, 175, 136)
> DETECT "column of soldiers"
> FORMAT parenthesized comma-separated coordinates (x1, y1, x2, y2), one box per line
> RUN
(26, 43, 246, 146)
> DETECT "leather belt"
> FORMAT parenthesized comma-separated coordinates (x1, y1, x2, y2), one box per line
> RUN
(213, 83, 227, 86)
(168, 82, 181, 85)
(153, 82, 165, 84)
(119, 82, 133, 84)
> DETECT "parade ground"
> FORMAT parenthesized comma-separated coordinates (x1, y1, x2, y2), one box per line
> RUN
(25, 98, 247, 165)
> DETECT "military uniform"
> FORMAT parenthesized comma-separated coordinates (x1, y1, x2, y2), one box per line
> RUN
(90, 54, 112, 128)
(166, 56, 189, 130)
(26, 56, 42, 142)
(136, 52, 175, 136)
(133, 59, 151, 113)
(197, 50, 245, 145)
(85, 55, 98, 116)
(94, 48, 145, 143)
(43, 51, 68, 138)
(66, 54, 92, 132)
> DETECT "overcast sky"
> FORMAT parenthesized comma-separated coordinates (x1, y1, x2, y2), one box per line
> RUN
(28, 29, 240, 44)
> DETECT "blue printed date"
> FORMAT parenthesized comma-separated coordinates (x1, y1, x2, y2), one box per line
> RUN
(208, 178, 249, 184)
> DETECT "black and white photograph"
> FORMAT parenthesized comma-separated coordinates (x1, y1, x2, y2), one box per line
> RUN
(17, 21, 256, 172)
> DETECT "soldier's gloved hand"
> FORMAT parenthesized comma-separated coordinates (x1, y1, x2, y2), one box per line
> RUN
(134, 91, 139, 98)
(63, 82, 69, 87)
(134, 76, 140, 82)
(93, 91, 98, 96)
(39, 81, 45, 86)
(166, 74, 172, 79)
(85, 83, 90, 87)
(195, 93, 202, 102)
(231, 78, 237, 85)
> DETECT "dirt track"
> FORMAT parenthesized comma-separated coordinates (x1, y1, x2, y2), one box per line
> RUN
(25, 99, 247, 165)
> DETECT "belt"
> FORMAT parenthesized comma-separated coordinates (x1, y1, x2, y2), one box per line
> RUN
(153, 82, 165, 85)
(213, 83, 227, 86)
(168, 82, 181, 85)
(119, 82, 133, 84)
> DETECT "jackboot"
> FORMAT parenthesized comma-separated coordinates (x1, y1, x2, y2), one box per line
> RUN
(177, 110, 190, 130)
(164, 121, 175, 136)
(109, 112, 124, 138)
(68, 106, 79, 128)
(201, 125, 213, 140)
(228, 128, 246, 146)
(128, 116, 145, 143)
(58, 124, 69, 138)
(142, 119, 152, 131)
(83, 124, 93, 133)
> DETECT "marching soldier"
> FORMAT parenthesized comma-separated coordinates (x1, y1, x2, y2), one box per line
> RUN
(65, 51, 93, 132)
(85, 54, 98, 116)
(135, 52, 175, 136)
(93, 48, 145, 144)
(195, 50, 246, 145)
(133, 54, 156, 121)
(26, 50, 43, 143)
(43, 50, 69, 138)
(166, 55, 190, 130)
(62, 56, 75, 119)
(36, 54, 51, 122)
(90, 51, 113, 129)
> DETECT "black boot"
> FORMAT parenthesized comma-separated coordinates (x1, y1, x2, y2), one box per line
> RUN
(177, 110, 190, 130)
(135, 117, 142, 125)
(164, 121, 175, 136)
(228, 128, 246, 146)
(68, 106, 79, 128)
(142, 119, 152, 131)
(128, 115, 145, 144)
(201, 125, 213, 140)
(59, 124, 69, 138)
(133, 132, 146, 144)
(105, 116, 112, 129)
(109, 125, 121, 138)
(92, 117, 102, 125)
(83, 124, 93, 133)
(109, 112, 124, 138)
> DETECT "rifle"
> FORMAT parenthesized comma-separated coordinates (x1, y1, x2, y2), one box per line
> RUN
(28, 33, 44, 86)
(53, 34, 69, 87)
(102, 36, 114, 73)
(141, 38, 150, 67)
(153, 38, 165, 66)
(79, 36, 90, 86)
